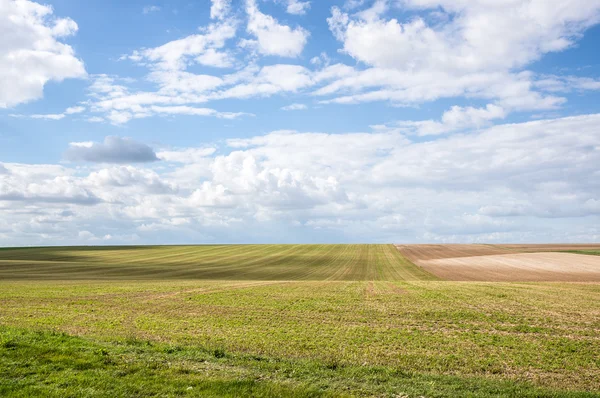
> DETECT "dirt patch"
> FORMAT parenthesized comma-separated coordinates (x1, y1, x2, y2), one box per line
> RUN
(418, 252, 600, 282)
(365, 281, 376, 297)
(386, 282, 406, 294)
(395, 244, 517, 262)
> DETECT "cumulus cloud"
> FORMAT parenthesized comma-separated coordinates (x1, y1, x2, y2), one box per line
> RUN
(377, 104, 508, 136)
(92, 0, 598, 125)
(1, 114, 600, 244)
(86, 166, 176, 195)
(284, 0, 310, 15)
(330, 1, 600, 72)
(319, 1, 600, 111)
(65, 106, 86, 114)
(158, 147, 217, 163)
(244, 0, 309, 57)
(210, 0, 231, 20)
(0, 0, 86, 107)
(64, 136, 160, 164)
(126, 21, 237, 70)
(0, 165, 101, 206)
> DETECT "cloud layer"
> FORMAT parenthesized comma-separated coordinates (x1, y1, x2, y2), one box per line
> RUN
(1, 114, 599, 245)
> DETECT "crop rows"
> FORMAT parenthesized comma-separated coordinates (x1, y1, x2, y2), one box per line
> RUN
(0, 244, 436, 281)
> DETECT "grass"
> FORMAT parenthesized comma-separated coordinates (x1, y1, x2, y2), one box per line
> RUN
(2, 327, 596, 398)
(566, 250, 600, 256)
(1, 244, 599, 397)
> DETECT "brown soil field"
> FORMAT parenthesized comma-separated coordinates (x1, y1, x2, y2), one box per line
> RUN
(395, 243, 600, 262)
(417, 252, 600, 282)
(396, 244, 600, 281)
(395, 244, 517, 261)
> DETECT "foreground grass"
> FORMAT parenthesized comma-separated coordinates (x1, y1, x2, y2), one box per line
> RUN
(1, 245, 599, 396)
(1, 327, 597, 397)
(2, 279, 599, 396)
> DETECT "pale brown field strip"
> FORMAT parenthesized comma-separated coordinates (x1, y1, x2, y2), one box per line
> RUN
(395, 244, 517, 261)
(395, 243, 600, 262)
(417, 252, 600, 282)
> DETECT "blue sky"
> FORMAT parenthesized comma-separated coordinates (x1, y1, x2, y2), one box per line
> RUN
(1, 0, 600, 245)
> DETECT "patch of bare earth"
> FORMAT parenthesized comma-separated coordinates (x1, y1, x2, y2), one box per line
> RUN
(395, 244, 517, 262)
(396, 244, 600, 263)
(418, 252, 600, 282)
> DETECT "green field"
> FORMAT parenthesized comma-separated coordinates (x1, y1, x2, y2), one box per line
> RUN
(568, 250, 600, 257)
(1, 245, 599, 397)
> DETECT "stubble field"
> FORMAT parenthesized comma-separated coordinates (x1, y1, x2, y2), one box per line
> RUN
(1, 244, 599, 397)
(396, 244, 600, 281)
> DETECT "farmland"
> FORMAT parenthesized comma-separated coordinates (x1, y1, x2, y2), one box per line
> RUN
(396, 244, 600, 282)
(1, 244, 599, 397)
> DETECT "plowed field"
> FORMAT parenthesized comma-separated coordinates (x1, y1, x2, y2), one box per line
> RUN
(396, 244, 600, 282)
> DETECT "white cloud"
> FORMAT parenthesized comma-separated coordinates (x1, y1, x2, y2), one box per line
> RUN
(150, 105, 252, 119)
(0, 0, 86, 107)
(85, 73, 254, 124)
(10, 113, 65, 120)
(158, 147, 217, 163)
(85, 65, 312, 124)
(127, 21, 237, 70)
(383, 104, 508, 136)
(310, 52, 330, 67)
(319, 1, 600, 110)
(331, 1, 600, 72)
(0, 165, 101, 206)
(210, 0, 231, 20)
(194, 48, 235, 68)
(98, 1, 593, 126)
(535, 75, 600, 93)
(65, 106, 86, 114)
(281, 103, 308, 111)
(244, 0, 309, 57)
(86, 166, 176, 195)
(285, 0, 310, 15)
(9, 104, 88, 121)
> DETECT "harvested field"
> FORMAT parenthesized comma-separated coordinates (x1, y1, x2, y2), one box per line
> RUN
(395, 243, 600, 262)
(395, 244, 517, 261)
(418, 252, 600, 282)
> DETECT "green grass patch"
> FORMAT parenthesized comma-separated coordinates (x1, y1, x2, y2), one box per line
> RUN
(565, 250, 600, 256)
(2, 327, 597, 398)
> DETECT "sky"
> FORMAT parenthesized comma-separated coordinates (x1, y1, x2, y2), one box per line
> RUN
(1, 0, 600, 246)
